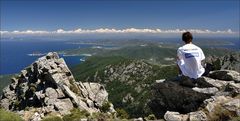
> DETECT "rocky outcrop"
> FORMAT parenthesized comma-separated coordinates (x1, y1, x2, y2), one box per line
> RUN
(209, 70, 240, 82)
(148, 80, 211, 118)
(164, 110, 207, 121)
(149, 69, 240, 121)
(0, 52, 114, 120)
(206, 52, 240, 72)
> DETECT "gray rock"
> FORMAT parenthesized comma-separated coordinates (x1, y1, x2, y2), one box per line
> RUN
(133, 117, 144, 121)
(189, 111, 207, 121)
(223, 99, 240, 112)
(164, 111, 188, 121)
(42, 105, 55, 114)
(205, 101, 216, 113)
(108, 103, 116, 113)
(156, 79, 165, 83)
(192, 87, 219, 94)
(35, 91, 45, 100)
(55, 88, 65, 98)
(2, 86, 15, 100)
(209, 70, 240, 82)
(82, 82, 108, 107)
(61, 85, 78, 106)
(54, 98, 74, 115)
(44, 97, 56, 106)
(201, 77, 233, 88)
(226, 82, 240, 94)
(45, 87, 58, 99)
(164, 111, 207, 121)
(30, 112, 42, 121)
(80, 119, 88, 121)
(0, 98, 10, 110)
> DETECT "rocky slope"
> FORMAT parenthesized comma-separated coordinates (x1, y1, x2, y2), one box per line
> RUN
(0, 52, 114, 121)
(71, 56, 178, 117)
(206, 52, 240, 72)
(149, 70, 240, 121)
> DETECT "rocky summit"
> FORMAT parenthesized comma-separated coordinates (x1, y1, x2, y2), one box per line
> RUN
(0, 52, 114, 120)
(149, 69, 240, 121)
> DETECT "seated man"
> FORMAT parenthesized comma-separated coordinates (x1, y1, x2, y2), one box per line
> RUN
(177, 32, 206, 86)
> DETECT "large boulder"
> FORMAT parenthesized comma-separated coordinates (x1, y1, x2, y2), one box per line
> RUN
(164, 111, 188, 121)
(148, 80, 211, 118)
(223, 99, 240, 113)
(164, 111, 207, 121)
(0, 52, 114, 120)
(209, 70, 240, 82)
(192, 87, 219, 94)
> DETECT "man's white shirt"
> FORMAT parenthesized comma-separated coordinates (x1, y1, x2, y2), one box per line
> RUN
(177, 43, 205, 79)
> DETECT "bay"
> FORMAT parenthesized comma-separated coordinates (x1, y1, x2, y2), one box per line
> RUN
(0, 40, 90, 74)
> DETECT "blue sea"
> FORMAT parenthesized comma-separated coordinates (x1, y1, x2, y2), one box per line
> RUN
(0, 40, 91, 75)
(0, 38, 239, 75)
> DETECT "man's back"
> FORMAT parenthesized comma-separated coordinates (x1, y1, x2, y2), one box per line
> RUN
(177, 43, 205, 79)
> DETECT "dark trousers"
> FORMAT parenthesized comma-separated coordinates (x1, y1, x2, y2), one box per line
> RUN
(202, 63, 214, 76)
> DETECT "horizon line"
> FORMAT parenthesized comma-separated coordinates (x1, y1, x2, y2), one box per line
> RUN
(1, 28, 238, 35)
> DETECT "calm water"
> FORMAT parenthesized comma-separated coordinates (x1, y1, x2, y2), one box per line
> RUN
(0, 40, 91, 74)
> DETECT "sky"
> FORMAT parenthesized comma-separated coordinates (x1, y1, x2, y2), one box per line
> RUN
(0, 0, 239, 37)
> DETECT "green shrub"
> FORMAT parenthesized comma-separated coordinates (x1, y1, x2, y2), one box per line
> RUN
(70, 84, 80, 95)
(42, 115, 63, 121)
(29, 83, 37, 92)
(63, 108, 90, 121)
(100, 101, 111, 113)
(145, 114, 157, 120)
(116, 108, 129, 119)
(89, 112, 115, 121)
(0, 108, 23, 121)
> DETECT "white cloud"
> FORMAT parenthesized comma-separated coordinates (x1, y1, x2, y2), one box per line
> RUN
(4, 30, 49, 34)
(0, 28, 238, 36)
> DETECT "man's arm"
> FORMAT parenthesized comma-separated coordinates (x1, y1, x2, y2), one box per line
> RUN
(200, 49, 206, 68)
(201, 59, 206, 68)
(177, 49, 183, 75)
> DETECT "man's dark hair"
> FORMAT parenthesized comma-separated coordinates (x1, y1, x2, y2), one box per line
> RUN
(182, 32, 193, 43)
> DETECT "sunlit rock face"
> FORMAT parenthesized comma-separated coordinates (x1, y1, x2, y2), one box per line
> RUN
(0, 52, 114, 120)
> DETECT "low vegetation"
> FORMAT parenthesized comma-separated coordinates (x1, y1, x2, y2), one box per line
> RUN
(42, 115, 63, 121)
(62, 108, 90, 121)
(0, 108, 23, 121)
(100, 101, 112, 113)
(116, 108, 129, 119)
